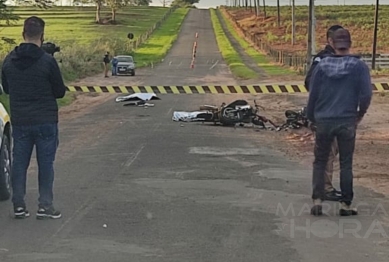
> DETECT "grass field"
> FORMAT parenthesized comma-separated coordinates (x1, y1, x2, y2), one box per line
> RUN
(218, 8, 293, 76)
(127, 8, 188, 67)
(0, 6, 182, 82)
(226, 5, 389, 55)
(0, 6, 169, 47)
(0, 6, 188, 112)
(210, 8, 258, 80)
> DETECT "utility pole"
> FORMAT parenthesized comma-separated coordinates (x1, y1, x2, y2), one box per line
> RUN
(263, 0, 266, 18)
(257, 0, 260, 15)
(277, 0, 280, 27)
(307, 0, 314, 70)
(372, 0, 379, 70)
(312, 0, 316, 56)
(292, 0, 295, 45)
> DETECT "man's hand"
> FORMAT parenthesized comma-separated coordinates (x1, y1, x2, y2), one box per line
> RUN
(356, 116, 363, 126)
(309, 122, 317, 132)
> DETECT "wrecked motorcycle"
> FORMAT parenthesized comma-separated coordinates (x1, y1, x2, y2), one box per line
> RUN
(278, 107, 309, 130)
(172, 99, 279, 129)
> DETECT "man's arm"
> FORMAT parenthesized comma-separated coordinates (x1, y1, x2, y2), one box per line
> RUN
(306, 66, 321, 123)
(49, 58, 66, 99)
(357, 62, 373, 119)
(304, 56, 321, 91)
(1, 68, 9, 95)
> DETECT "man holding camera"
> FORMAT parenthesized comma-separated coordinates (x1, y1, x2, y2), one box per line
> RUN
(1, 16, 66, 219)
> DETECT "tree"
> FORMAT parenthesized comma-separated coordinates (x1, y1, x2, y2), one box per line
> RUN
(106, 0, 129, 23)
(0, 0, 20, 46)
(132, 0, 151, 5)
(159, 0, 171, 7)
(14, 0, 54, 8)
(171, 0, 199, 7)
(73, 0, 104, 24)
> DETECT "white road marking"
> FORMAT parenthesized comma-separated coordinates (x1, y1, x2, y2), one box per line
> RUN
(167, 107, 173, 116)
(125, 145, 145, 167)
(210, 60, 219, 70)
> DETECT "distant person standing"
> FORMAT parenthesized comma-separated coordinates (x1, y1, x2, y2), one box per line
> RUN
(1, 16, 66, 219)
(111, 56, 118, 76)
(305, 25, 344, 202)
(103, 51, 110, 78)
(306, 28, 372, 216)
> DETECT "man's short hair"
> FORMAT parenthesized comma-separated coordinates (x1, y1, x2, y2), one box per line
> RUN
(23, 16, 45, 40)
(326, 25, 343, 40)
(332, 28, 352, 50)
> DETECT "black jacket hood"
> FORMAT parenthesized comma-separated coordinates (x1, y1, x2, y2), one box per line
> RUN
(323, 44, 335, 54)
(10, 43, 45, 71)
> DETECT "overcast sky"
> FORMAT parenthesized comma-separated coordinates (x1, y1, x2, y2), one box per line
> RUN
(151, 0, 389, 8)
(151, 0, 227, 8)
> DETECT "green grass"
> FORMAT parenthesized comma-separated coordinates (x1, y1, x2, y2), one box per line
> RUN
(1, 6, 169, 46)
(0, 92, 76, 113)
(0, 95, 9, 113)
(0, 6, 187, 112)
(132, 8, 189, 67)
(0, 6, 178, 84)
(210, 8, 257, 80)
(218, 9, 293, 76)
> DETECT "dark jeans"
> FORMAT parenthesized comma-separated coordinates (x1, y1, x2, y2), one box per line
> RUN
(11, 123, 59, 209)
(312, 120, 356, 205)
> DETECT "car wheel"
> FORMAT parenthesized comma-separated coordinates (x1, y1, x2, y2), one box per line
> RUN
(0, 134, 11, 201)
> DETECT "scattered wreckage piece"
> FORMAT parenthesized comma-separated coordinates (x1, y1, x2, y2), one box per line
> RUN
(115, 93, 160, 107)
(277, 107, 310, 131)
(172, 99, 280, 130)
(172, 111, 215, 122)
(123, 101, 155, 107)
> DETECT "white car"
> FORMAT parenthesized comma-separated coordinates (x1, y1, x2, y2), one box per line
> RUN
(0, 84, 12, 201)
(115, 55, 136, 76)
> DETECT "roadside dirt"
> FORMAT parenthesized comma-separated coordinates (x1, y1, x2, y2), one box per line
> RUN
(244, 92, 389, 197)
(59, 92, 116, 121)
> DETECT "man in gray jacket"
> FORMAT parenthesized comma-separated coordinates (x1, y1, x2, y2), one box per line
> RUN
(306, 28, 372, 216)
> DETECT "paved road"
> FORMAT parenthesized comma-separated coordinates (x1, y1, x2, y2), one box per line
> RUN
(1, 8, 389, 262)
(74, 8, 238, 87)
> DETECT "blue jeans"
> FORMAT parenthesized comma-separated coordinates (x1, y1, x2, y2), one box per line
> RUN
(11, 123, 59, 209)
(312, 119, 356, 205)
(112, 64, 117, 75)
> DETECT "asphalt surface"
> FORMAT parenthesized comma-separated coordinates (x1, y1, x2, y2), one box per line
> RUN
(1, 8, 389, 262)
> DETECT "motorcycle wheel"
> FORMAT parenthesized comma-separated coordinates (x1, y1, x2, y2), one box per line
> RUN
(219, 107, 241, 126)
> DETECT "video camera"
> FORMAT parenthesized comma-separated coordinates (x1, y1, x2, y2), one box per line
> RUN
(41, 42, 60, 56)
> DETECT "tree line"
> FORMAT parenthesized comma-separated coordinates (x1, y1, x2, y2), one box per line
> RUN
(0, 0, 199, 26)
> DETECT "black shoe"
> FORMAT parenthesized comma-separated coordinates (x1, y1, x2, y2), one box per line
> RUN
(36, 206, 62, 220)
(324, 189, 342, 201)
(311, 205, 323, 216)
(339, 202, 358, 216)
(14, 207, 30, 219)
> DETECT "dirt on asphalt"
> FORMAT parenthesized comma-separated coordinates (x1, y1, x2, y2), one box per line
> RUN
(231, 92, 389, 198)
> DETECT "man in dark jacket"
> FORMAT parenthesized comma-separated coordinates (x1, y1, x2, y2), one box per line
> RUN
(1, 16, 66, 219)
(305, 25, 344, 202)
(307, 28, 372, 216)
